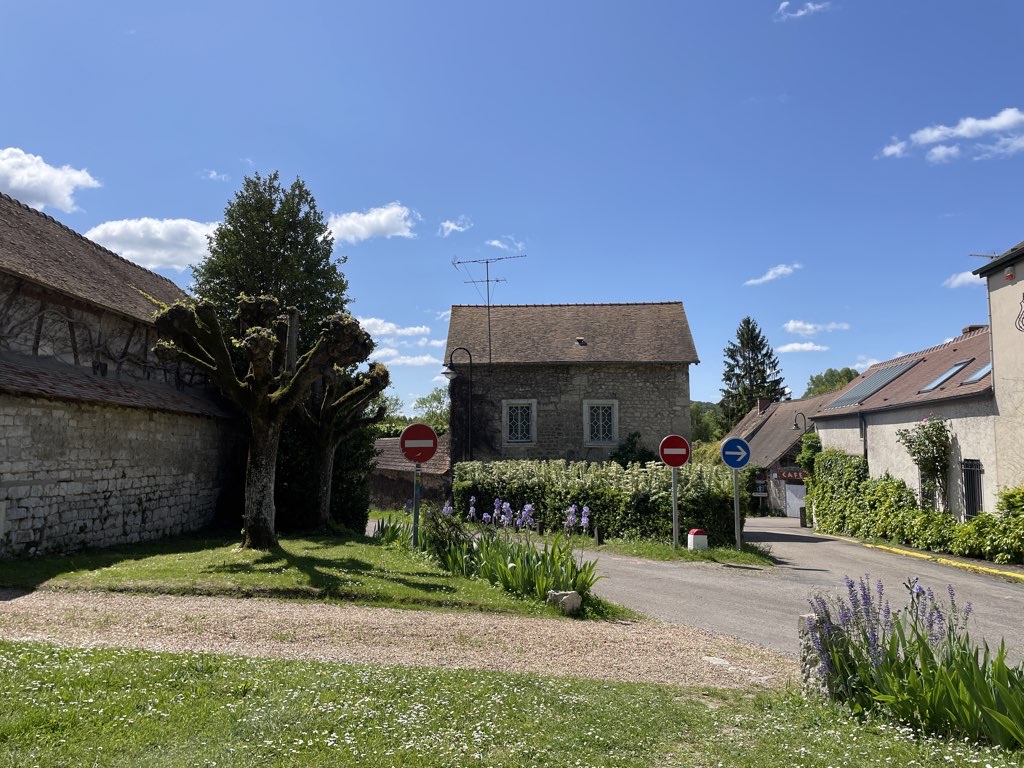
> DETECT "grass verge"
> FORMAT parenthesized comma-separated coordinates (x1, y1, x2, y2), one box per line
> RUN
(0, 640, 1018, 768)
(0, 531, 631, 619)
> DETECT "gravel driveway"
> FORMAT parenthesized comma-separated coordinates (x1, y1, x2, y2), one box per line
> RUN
(0, 588, 795, 689)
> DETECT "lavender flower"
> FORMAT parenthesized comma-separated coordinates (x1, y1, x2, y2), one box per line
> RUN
(441, 503, 453, 518)
(564, 504, 578, 530)
(581, 505, 590, 531)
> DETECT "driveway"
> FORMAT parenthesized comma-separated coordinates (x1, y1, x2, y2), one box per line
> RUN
(591, 517, 1023, 660)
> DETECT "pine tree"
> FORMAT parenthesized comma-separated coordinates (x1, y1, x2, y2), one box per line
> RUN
(719, 316, 786, 429)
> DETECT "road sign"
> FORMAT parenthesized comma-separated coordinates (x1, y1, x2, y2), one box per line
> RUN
(659, 434, 691, 468)
(400, 423, 438, 463)
(721, 437, 751, 469)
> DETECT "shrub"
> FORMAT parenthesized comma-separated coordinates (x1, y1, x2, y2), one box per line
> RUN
(609, 432, 658, 467)
(808, 576, 1024, 750)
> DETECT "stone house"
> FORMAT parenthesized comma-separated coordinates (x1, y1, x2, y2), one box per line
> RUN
(370, 432, 451, 510)
(443, 302, 699, 463)
(725, 392, 834, 518)
(0, 192, 241, 558)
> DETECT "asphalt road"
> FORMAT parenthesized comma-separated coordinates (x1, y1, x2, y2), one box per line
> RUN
(591, 517, 1023, 660)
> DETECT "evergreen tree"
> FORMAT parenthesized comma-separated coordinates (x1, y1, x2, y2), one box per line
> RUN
(719, 316, 786, 428)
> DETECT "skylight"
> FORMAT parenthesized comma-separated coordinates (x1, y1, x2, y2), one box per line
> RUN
(826, 359, 920, 410)
(962, 362, 993, 385)
(919, 359, 973, 393)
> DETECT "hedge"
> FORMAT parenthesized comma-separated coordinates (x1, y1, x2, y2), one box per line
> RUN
(808, 448, 1024, 564)
(451, 459, 754, 547)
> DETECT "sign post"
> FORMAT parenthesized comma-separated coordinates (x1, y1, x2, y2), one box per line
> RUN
(659, 435, 691, 549)
(399, 423, 439, 548)
(720, 437, 751, 551)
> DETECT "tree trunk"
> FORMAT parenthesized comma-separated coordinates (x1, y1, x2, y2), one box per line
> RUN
(315, 438, 337, 530)
(242, 418, 283, 549)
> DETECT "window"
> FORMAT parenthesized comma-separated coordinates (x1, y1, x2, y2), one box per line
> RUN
(583, 400, 618, 446)
(826, 359, 920, 410)
(962, 459, 984, 519)
(919, 359, 973, 393)
(502, 399, 536, 445)
(962, 363, 992, 385)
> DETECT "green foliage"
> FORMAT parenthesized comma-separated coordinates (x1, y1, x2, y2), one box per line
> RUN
(896, 416, 952, 508)
(412, 386, 450, 434)
(808, 451, 1024, 564)
(373, 389, 414, 437)
(691, 401, 726, 443)
(796, 432, 822, 475)
(452, 460, 744, 547)
(719, 316, 787, 430)
(689, 441, 724, 466)
(609, 432, 658, 467)
(809, 576, 1024, 750)
(803, 367, 859, 398)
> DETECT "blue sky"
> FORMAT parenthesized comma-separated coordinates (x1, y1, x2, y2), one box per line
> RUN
(3, 1, 1022, 412)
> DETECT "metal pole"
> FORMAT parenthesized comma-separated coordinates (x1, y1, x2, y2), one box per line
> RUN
(412, 462, 422, 548)
(672, 466, 679, 549)
(733, 468, 742, 551)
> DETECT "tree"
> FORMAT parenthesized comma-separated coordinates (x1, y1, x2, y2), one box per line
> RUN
(413, 386, 450, 434)
(191, 171, 348, 349)
(691, 401, 726, 443)
(154, 295, 374, 548)
(373, 389, 414, 437)
(804, 367, 858, 398)
(719, 316, 786, 429)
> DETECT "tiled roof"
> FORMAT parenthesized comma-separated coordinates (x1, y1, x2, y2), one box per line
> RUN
(0, 352, 234, 418)
(444, 303, 698, 365)
(373, 433, 451, 475)
(814, 327, 993, 419)
(973, 239, 1024, 278)
(0, 192, 186, 324)
(725, 393, 834, 468)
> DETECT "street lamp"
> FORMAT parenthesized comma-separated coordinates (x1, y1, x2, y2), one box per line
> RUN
(443, 346, 473, 461)
(792, 412, 808, 432)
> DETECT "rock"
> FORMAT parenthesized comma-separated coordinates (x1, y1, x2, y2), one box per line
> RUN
(546, 590, 583, 616)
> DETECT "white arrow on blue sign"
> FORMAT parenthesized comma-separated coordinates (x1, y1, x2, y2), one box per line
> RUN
(721, 437, 751, 469)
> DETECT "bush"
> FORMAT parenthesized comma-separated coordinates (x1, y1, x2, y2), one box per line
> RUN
(451, 459, 744, 547)
(609, 432, 658, 467)
(808, 576, 1024, 750)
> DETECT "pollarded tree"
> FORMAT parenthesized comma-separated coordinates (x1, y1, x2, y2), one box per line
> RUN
(153, 295, 373, 548)
(719, 316, 786, 429)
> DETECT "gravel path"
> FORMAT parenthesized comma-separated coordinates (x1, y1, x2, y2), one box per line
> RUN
(0, 588, 795, 689)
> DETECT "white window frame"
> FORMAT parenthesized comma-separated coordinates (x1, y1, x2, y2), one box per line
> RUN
(502, 399, 537, 446)
(583, 399, 618, 447)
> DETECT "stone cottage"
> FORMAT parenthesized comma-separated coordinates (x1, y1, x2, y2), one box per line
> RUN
(443, 302, 699, 463)
(0, 192, 240, 558)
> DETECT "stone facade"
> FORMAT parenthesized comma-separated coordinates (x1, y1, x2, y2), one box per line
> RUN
(449, 363, 691, 462)
(0, 394, 240, 557)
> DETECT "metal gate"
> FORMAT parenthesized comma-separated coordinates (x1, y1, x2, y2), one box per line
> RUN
(962, 459, 984, 519)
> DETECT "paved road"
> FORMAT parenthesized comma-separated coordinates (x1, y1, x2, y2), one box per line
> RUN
(591, 517, 1023, 660)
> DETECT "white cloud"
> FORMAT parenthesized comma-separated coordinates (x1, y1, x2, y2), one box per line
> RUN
(375, 353, 442, 367)
(975, 134, 1024, 160)
(200, 169, 230, 182)
(926, 145, 960, 164)
(436, 309, 452, 321)
(371, 347, 400, 360)
(358, 317, 432, 337)
(438, 216, 472, 237)
(328, 202, 418, 245)
(85, 217, 217, 270)
(778, 342, 828, 353)
(783, 320, 850, 337)
(431, 374, 449, 384)
(485, 234, 526, 252)
(0, 147, 101, 212)
(879, 139, 907, 158)
(416, 338, 445, 348)
(774, 1, 830, 21)
(943, 270, 985, 289)
(910, 107, 1024, 145)
(853, 356, 880, 373)
(744, 263, 802, 286)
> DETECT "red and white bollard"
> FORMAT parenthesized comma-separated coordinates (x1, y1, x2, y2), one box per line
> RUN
(687, 528, 708, 551)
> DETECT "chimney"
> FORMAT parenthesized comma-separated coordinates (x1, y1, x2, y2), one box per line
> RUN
(757, 397, 771, 415)
(961, 324, 988, 335)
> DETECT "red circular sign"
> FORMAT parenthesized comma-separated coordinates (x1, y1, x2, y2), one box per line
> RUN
(659, 434, 691, 467)
(400, 423, 438, 463)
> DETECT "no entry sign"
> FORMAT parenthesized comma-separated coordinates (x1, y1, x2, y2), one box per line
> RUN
(400, 423, 438, 463)
(659, 434, 691, 467)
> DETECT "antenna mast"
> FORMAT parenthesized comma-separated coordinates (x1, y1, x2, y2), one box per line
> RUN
(452, 253, 526, 363)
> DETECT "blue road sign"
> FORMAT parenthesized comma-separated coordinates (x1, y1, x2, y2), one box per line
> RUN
(721, 437, 751, 469)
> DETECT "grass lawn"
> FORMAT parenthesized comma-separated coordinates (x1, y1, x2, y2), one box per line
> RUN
(0, 531, 630, 619)
(0, 640, 1019, 768)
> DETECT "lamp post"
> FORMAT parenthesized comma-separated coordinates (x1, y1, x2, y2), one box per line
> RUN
(792, 412, 808, 432)
(443, 346, 473, 461)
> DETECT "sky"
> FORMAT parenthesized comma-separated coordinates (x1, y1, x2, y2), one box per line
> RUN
(3, 1, 1023, 413)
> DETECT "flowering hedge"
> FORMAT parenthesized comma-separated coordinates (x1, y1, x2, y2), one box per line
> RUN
(451, 460, 748, 546)
(808, 449, 1024, 564)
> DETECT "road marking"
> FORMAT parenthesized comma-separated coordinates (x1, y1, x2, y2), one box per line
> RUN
(823, 534, 1024, 582)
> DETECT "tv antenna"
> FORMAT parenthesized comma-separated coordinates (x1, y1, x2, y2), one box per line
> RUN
(452, 253, 526, 362)
(968, 253, 998, 259)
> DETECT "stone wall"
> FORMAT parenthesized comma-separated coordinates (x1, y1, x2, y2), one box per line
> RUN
(449, 362, 691, 462)
(0, 394, 241, 558)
